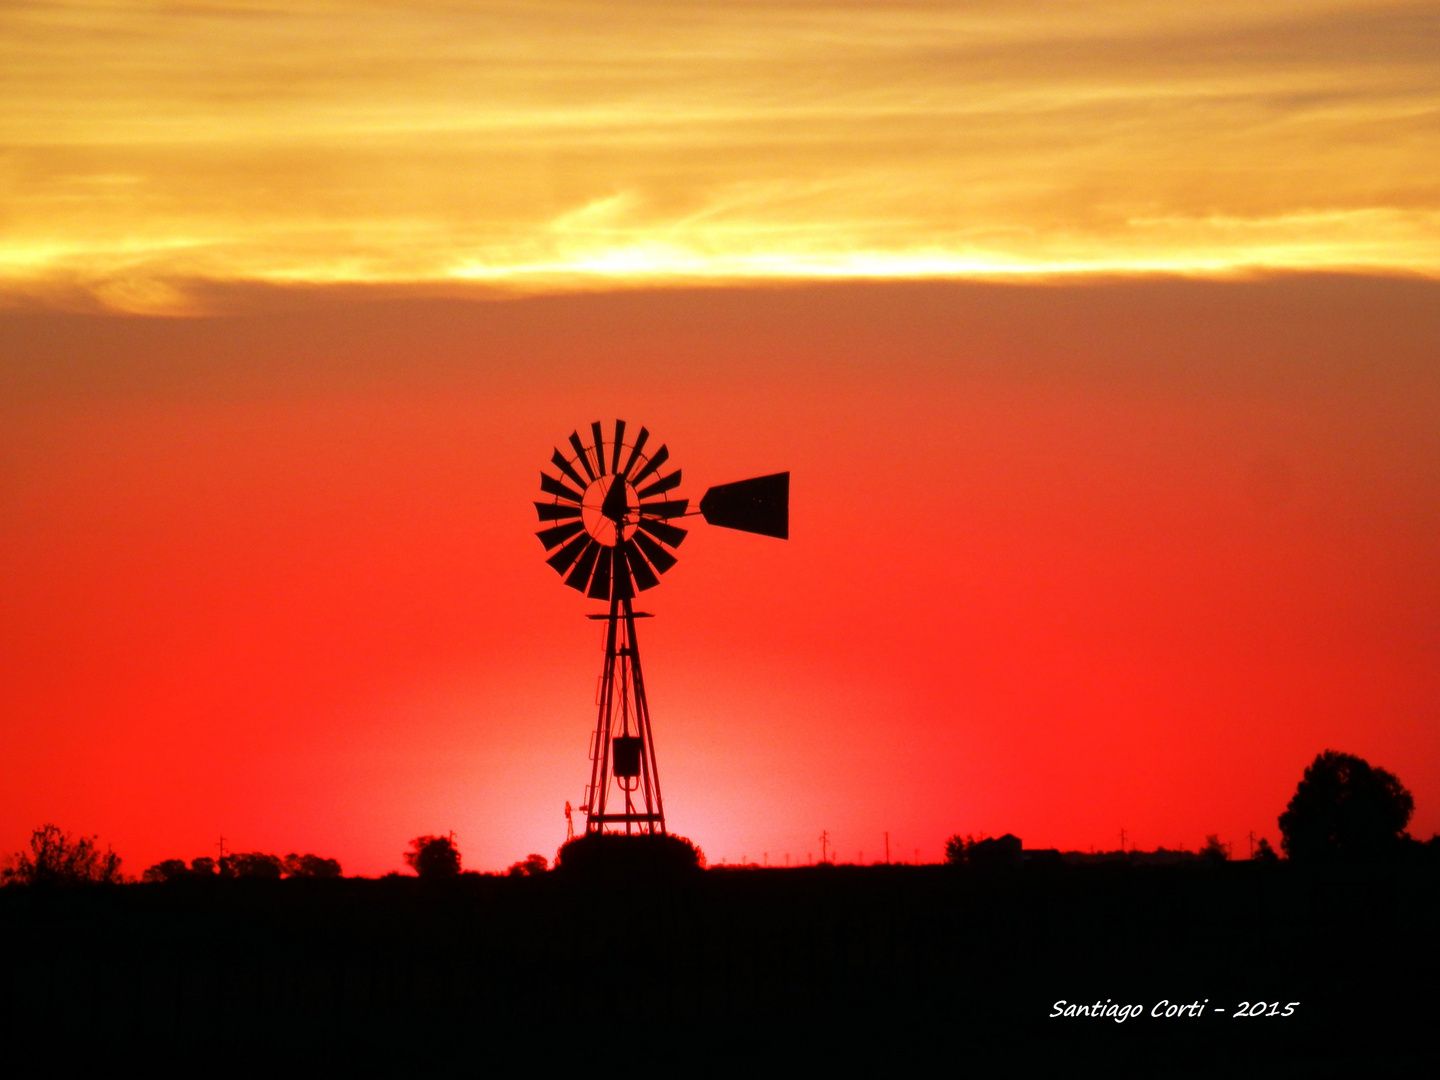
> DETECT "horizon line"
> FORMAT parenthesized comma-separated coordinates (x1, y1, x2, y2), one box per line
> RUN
(4, 260, 1438, 318)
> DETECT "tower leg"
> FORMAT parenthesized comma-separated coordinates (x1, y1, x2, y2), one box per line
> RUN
(582, 594, 665, 835)
(625, 598, 665, 835)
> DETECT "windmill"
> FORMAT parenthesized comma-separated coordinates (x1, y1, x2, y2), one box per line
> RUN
(535, 420, 788, 837)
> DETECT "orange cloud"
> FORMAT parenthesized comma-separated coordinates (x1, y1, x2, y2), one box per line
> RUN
(2, 0, 1437, 310)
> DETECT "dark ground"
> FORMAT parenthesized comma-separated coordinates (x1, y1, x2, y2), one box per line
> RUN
(1, 860, 1434, 1073)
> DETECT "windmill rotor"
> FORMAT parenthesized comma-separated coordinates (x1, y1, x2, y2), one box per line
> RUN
(535, 419, 790, 586)
(535, 421, 692, 601)
(534, 419, 789, 839)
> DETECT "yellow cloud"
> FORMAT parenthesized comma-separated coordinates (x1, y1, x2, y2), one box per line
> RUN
(2, 0, 1437, 311)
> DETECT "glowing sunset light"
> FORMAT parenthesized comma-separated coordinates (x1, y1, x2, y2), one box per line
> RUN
(3, 0, 1438, 312)
(4, 277, 1439, 874)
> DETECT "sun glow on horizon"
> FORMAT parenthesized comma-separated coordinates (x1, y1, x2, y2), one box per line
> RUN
(3, 0, 1438, 312)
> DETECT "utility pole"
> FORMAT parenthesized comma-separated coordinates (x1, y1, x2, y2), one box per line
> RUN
(1120, 827, 1127, 853)
(1248, 830, 1256, 859)
(885, 832, 890, 865)
(819, 831, 829, 863)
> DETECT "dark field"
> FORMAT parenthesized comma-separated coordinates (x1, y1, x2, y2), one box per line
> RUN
(2, 861, 1435, 1072)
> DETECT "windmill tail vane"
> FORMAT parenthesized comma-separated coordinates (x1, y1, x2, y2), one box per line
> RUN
(534, 419, 789, 837)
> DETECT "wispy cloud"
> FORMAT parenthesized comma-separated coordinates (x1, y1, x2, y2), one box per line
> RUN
(2, 0, 1437, 310)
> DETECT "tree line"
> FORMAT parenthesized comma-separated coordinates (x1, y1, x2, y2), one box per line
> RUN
(4, 749, 1431, 886)
(945, 749, 1430, 867)
(0, 827, 556, 886)
(142, 852, 342, 881)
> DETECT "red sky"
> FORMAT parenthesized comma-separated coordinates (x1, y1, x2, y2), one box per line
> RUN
(2, 276, 1438, 875)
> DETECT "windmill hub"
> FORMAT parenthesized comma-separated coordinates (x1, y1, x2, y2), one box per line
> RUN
(581, 475, 638, 545)
(534, 420, 789, 838)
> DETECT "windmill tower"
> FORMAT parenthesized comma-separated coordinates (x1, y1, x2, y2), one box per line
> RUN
(534, 420, 788, 837)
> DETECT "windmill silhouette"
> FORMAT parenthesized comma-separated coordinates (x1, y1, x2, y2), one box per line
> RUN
(535, 420, 788, 836)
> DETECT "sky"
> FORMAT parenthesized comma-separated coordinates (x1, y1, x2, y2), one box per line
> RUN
(2, 2, 1438, 875)
(2, 1, 1438, 308)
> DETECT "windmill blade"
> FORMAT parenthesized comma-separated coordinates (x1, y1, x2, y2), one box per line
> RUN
(565, 538, 601, 591)
(631, 444, 669, 486)
(551, 448, 587, 490)
(591, 421, 606, 475)
(610, 419, 627, 475)
(546, 530, 591, 573)
(540, 472, 585, 504)
(623, 540, 661, 591)
(631, 529, 677, 573)
(636, 469, 681, 500)
(619, 426, 649, 479)
(535, 501, 582, 522)
(587, 545, 613, 599)
(637, 517, 688, 548)
(639, 498, 688, 519)
(536, 520, 585, 551)
(699, 472, 789, 539)
(568, 431, 596, 481)
(611, 544, 636, 599)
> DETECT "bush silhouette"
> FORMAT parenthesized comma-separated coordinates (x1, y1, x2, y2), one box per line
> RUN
(507, 853, 548, 877)
(405, 834, 461, 879)
(1253, 837, 1279, 863)
(944, 834, 975, 866)
(222, 852, 284, 879)
(3, 824, 123, 886)
(142, 858, 218, 881)
(142, 858, 192, 883)
(283, 853, 342, 878)
(144, 853, 339, 881)
(555, 832, 702, 875)
(1200, 834, 1230, 863)
(944, 833, 1022, 868)
(1279, 750, 1413, 862)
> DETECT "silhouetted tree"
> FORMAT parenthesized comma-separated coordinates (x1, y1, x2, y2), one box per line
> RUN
(944, 834, 976, 866)
(1279, 750, 1413, 862)
(1200, 834, 1230, 863)
(144, 852, 338, 882)
(507, 853, 548, 877)
(221, 852, 284, 879)
(3, 824, 123, 886)
(142, 858, 191, 883)
(405, 834, 461, 879)
(283, 853, 342, 878)
(943, 833, 1022, 868)
(1253, 837, 1279, 863)
(142, 857, 222, 882)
